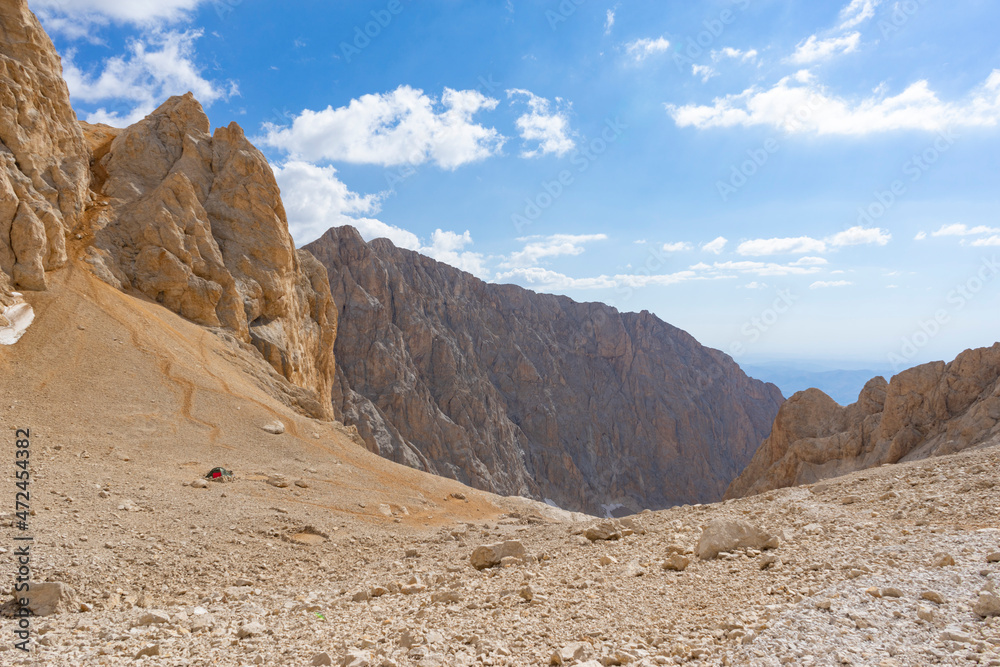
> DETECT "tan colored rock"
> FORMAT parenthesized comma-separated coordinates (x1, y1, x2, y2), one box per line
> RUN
(306, 225, 783, 514)
(974, 592, 1000, 617)
(0, 0, 90, 295)
(584, 520, 628, 541)
(16, 581, 80, 616)
(470, 540, 527, 570)
(663, 554, 691, 571)
(82, 95, 337, 418)
(727, 345, 1000, 498)
(696, 518, 775, 560)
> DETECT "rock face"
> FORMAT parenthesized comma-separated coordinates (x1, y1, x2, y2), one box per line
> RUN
(305, 226, 784, 515)
(80, 95, 337, 418)
(0, 0, 90, 297)
(726, 344, 1000, 498)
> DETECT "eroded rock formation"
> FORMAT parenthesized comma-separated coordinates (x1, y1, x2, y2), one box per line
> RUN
(0, 0, 90, 297)
(725, 344, 1000, 498)
(79, 95, 338, 417)
(306, 226, 784, 515)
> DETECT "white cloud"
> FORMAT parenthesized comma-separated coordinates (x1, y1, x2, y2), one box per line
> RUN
(34, 0, 206, 29)
(915, 231, 928, 240)
(971, 235, 1000, 247)
(737, 236, 827, 256)
(502, 234, 607, 269)
(930, 223, 1000, 237)
(604, 9, 615, 35)
(272, 160, 417, 248)
(744, 282, 768, 289)
(668, 69, 1000, 135)
(493, 267, 618, 291)
(810, 280, 853, 289)
(736, 227, 890, 256)
(702, 236, 728, 254)
(692, 65, 718, 83)
(420, 230, 488, 278)
(261, 86, 505, 170)
(790, 256, 828, 266)
(710, 260, 822, 277)
(828, 225, 891, 247)
(839, 0, 881, 30)
(625, 37, 671, 63)
(507, 90, 576, 158)
(712, 47, 759, 63)
(63, 29, 235, 126)
(787, 32, 861, 65)
(662, 242, 693, 252)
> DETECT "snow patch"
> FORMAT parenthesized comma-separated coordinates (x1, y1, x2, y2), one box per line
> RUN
(0, 301, 35, 345)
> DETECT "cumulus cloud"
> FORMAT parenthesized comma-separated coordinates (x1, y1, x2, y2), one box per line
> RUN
(737, 227, 890, 256)
(915, 231, 928, 240)
(34, 0, 207, 33)
(971, 236, 1000, 247)
(261, 86, 505, 170)
(702, 236, 728, 254)
(838, 0, 881, 30)
(420, 230, 488, 278)
(662, 242, 693, 252)
(668, 70, 1000, 135)
(692, 65, 718, 83)
(810, 280, 853, 289)
(625, 37, 671, 62)
(507, 90, 576, 158)
(62, 29, 235, 126)
(787, 32, 861, 65)
(930, 223, 1000, 237)
(712, 47, 759, 64)
(272, 161, 416, 248)
(502, 234, 608, 269)
(737, 236, 827, 256)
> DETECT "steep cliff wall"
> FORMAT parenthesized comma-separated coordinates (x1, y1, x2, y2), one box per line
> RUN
(307, 226, 784, 515)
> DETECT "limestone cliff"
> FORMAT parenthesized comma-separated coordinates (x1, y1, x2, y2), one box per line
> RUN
(306, 226, 785, 515)
(79, 95, 338, 418)
(0, 0, 336, 417)
(725, 344, 1000, 498)
(0, 0, 90, 298)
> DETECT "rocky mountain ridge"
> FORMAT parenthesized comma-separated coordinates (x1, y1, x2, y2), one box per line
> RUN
(726, 343, 1000, 498)
(306, 226, 785, 515)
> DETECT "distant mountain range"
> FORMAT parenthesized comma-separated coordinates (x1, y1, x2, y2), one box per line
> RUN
(741, 362, 899, 406)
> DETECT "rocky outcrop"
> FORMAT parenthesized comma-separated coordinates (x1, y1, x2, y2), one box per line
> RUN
(0, 0, 90, 296)
(306, 226, 784, 515)
(725, 344, 1000, 498)
(78, 95, 338, 417)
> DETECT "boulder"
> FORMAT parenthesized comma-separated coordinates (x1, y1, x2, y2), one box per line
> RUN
(696, 518, 775, 560)
(17, 581, 80, 616)
(470, 541, 527, 570)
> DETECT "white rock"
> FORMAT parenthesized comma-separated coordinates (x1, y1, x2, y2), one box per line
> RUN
(262, 421, 285, 435)
(973, 592, 1000, 618)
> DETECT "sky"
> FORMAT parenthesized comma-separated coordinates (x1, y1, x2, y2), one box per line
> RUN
(34, 0, 1000, 369)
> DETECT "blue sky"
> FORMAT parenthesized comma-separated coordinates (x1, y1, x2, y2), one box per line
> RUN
(35, 0, 1000, 368)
